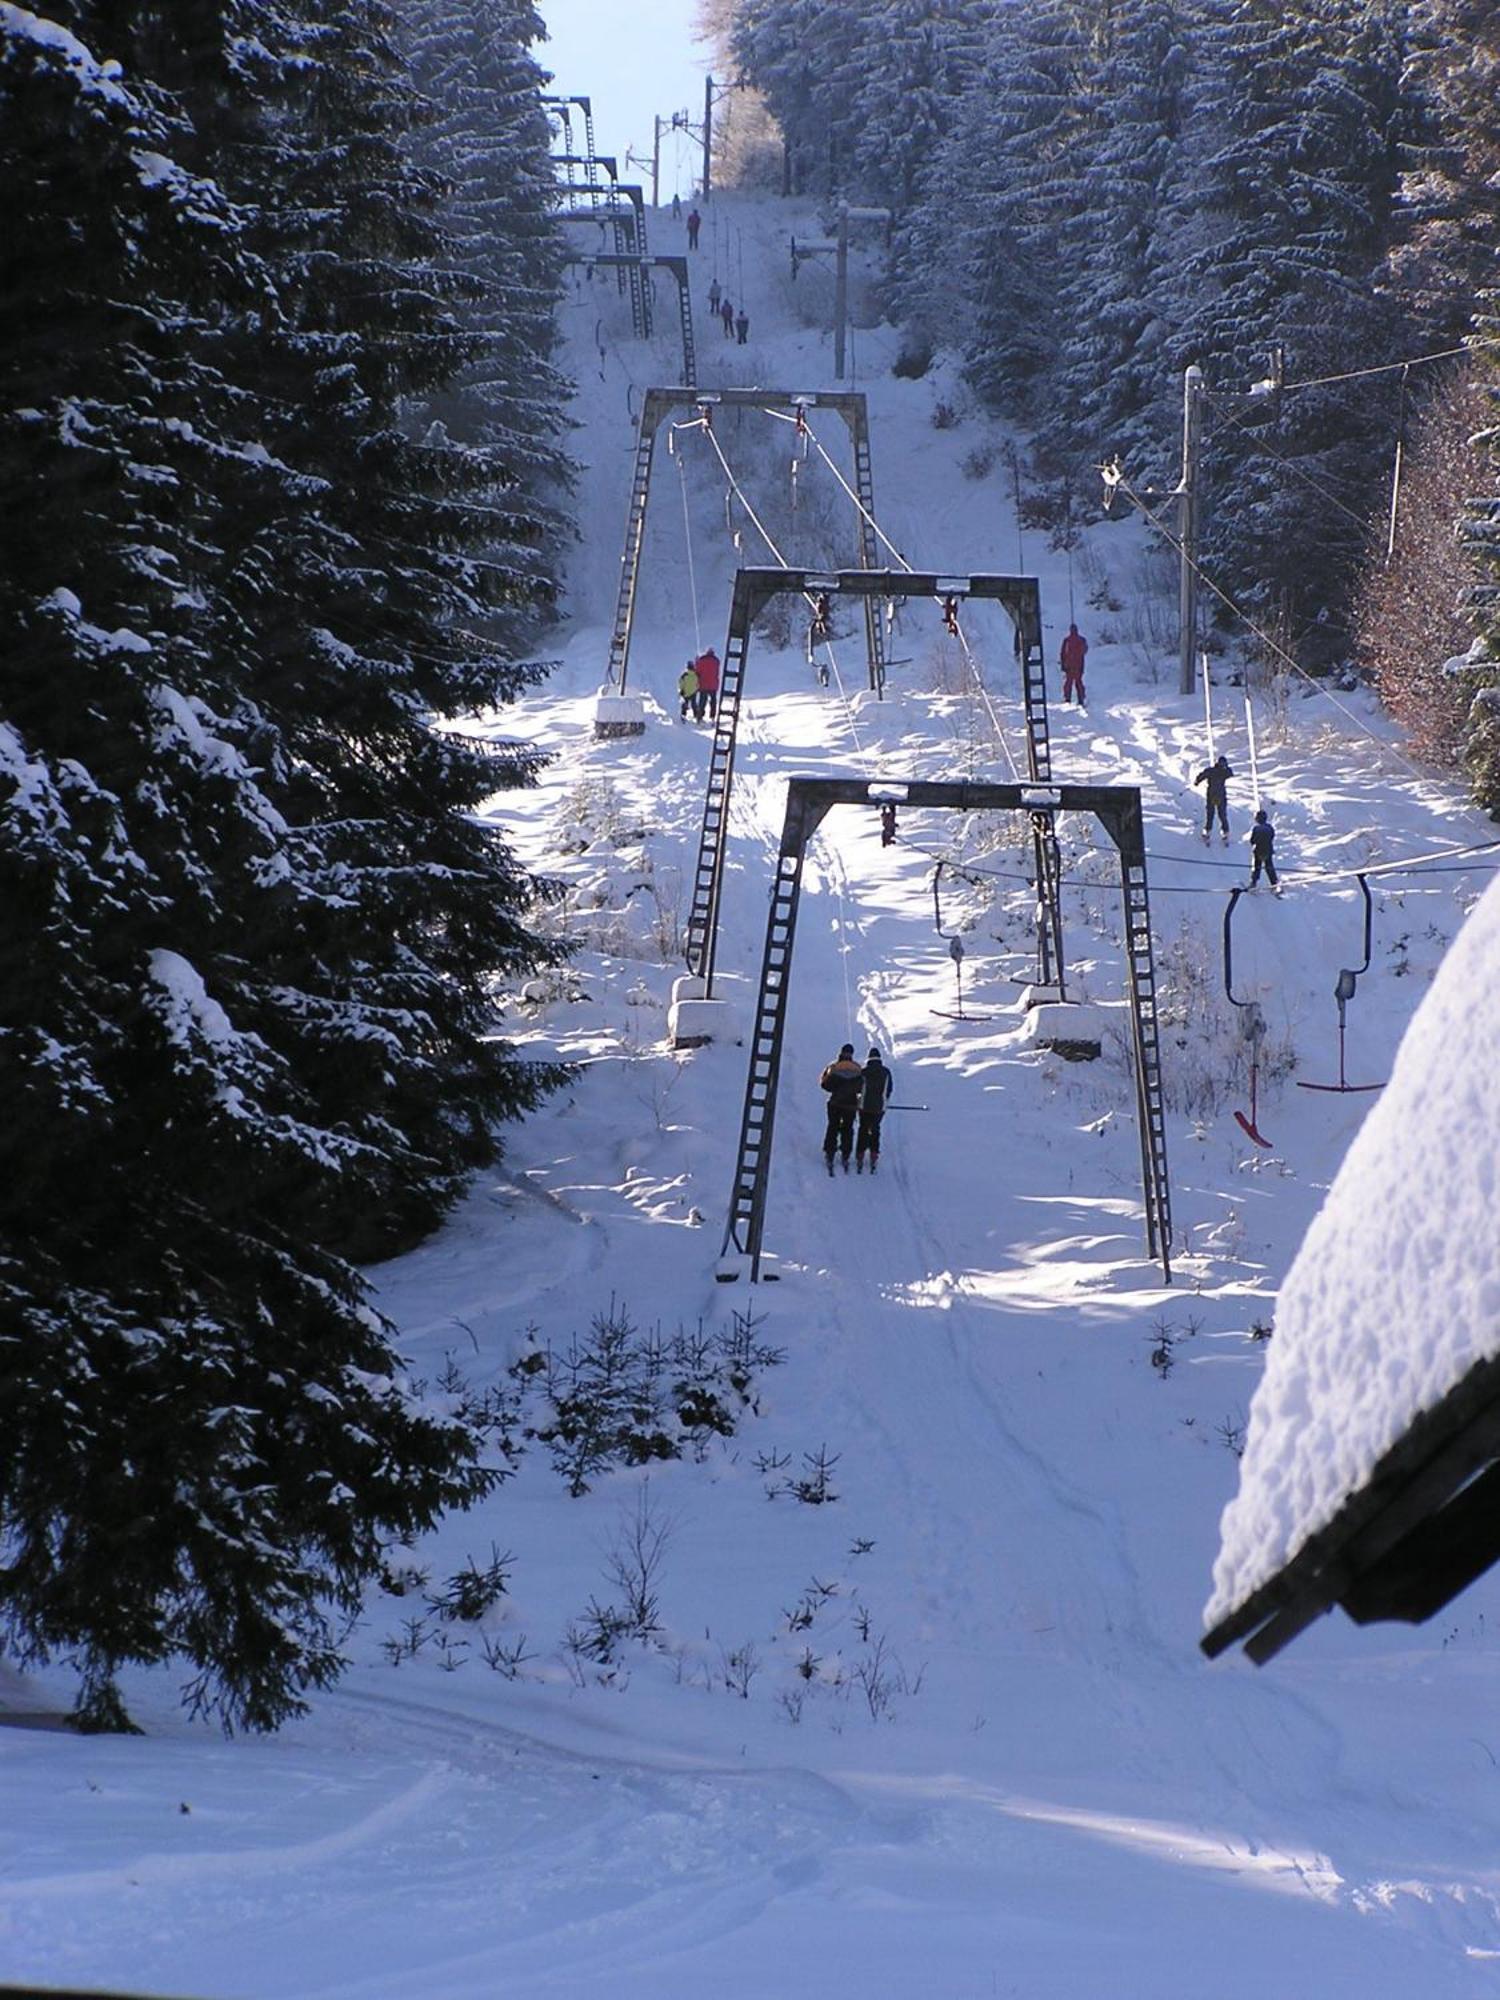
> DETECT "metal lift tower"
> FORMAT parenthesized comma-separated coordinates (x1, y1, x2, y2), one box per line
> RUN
(685, 569, 1064, 1005)
(606, 390, 890, 699)
(719, 776, 1172, 1284)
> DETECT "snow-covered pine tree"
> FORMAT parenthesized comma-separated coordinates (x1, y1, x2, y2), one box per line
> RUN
(399, 0, 572, 535)
(1165, 0, 1409, 663)
(0, 1, 558, 1733)
(1036, 0, 1194, 480)
(908, 0, 1093, 424)
(159, 0, 570, 1259)
(1385, 0, 1500, 347)
(835, 0, 986, 210)
(731, 0, 868, 197)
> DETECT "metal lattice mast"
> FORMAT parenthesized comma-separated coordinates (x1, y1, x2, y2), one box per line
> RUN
(606, 390, 667, 688)
(719, 785, 827, 1281)
(685, 569, 756, 983)
(686, 570, 1059, 998)
(846, 399, 888, 696)
(1110, 799, 1172, 1275)
(607, 390, 887, 696)
(719, 778, 1172, 1283)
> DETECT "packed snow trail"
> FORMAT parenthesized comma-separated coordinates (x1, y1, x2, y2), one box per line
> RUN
(8, 185, 1500, 2000)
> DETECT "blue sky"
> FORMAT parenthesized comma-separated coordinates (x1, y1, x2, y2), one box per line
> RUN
(537, 0, 712, 199)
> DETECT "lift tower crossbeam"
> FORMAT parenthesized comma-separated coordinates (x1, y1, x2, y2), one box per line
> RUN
(685, 568, 1062, 1003)
(568, 257, 695, 384)
(606, 390, 889, 697)
(721, 776, 1171, 1284)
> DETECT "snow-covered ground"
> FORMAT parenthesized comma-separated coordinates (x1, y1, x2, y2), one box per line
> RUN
(5, 189, 1500, 1999)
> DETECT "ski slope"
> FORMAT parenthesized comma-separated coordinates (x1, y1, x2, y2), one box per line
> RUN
(5, 188, 1500, 2000)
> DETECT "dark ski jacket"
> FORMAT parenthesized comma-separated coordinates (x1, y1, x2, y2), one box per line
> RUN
(860, 1056, 893, 1114)
(1196, 756, 1233, 799)
(1250, 818, 1275, 860)
(820, 1057, 864, 1110)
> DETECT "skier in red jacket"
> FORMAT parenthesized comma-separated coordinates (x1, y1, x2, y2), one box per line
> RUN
(1059, 624, 1088, 705)
(692, 646, 721, 721)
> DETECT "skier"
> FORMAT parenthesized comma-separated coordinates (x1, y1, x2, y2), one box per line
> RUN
(720, 296, 735, 338)
(672, 192, 682, 222)
(1194, 753, 1234, 845)
(686, 207, 701, 249)
(855, 1048, 893, 1174)
(678, 660, 700, 721)
(820, 1044, 864, 1174)
(735, 308, 749, 345)
(880, 802, 897, 848)
(708, 277, 721, 315)
(692, 645, 721, 721)
(1059, 623, 1088, 705)
(1248, 808, 1280, 891)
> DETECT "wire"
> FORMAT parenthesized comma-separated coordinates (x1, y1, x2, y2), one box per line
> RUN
(1103, 461, 1496, 825)
(1202, 390, 1375, 536)
(1280, 332, 1500, 393)
(675, 445, 702, 654)
(766, 406, 1028, 778)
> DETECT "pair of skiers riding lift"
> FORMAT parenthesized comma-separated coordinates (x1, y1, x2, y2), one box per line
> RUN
(678, 647, 720, 722)
(1195, 754, 1281, 889)
(820, 1045, 892, 1175)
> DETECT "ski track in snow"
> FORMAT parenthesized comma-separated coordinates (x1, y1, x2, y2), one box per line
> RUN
(7, 186, 1500, 1998)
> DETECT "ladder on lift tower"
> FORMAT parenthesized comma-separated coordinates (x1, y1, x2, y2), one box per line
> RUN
(717, 778, 1173, 1283)
(685, 570, 755, 981)
(847, 414, 888, 697)
(605, 419, 660, 686)
(722, 820, 811, 1276)
(1121, 854, 1172, 1263)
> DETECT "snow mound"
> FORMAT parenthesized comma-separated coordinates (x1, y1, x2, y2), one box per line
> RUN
(1206, 874, 1500, 1626)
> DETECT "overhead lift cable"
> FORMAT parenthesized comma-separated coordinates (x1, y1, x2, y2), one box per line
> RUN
(1101, 460, 1498, 827)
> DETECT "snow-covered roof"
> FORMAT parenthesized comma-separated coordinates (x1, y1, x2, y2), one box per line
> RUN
(1204, 873, 1500, 1655)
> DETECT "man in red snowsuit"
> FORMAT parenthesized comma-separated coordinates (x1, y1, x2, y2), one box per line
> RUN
(1059, 623, 1088, 705)
(692, 646, 721, 721)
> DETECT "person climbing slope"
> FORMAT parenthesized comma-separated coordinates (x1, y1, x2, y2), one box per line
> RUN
(678, 659, 700, 721)
(692, 645, 721, 721)
(856, 1048, 893, 1174)
(820, 1044, 864, 1175)
(1059, 623, 1088, 706)
(1248, 808, 1281, 892)
(1194, 752, 1234, 845)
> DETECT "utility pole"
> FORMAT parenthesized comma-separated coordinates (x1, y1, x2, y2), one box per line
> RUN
(702, 75, 714, 200)
(834, 206, 848, 379)
(1177, 364, 1203, 697)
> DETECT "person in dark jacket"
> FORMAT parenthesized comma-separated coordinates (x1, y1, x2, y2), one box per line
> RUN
(1248, 808, 1280, 890)
(686, 207, 701, 248)
(735, 308, 749, 344)
(820, 1044, 863, 1173)
(856, 1048, 893, 1173)
(720, 296, 735, 338)
(1059, 623, 1088, 705)
(1194, 753, 1234, 844)
(708, 277, 721, 315)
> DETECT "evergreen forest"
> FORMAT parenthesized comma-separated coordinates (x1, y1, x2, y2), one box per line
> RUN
(717, 0, 1500, 795)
